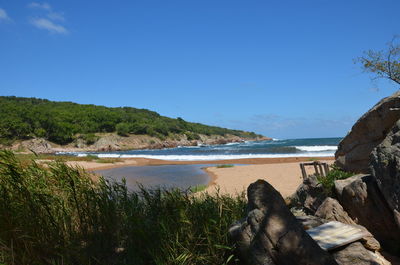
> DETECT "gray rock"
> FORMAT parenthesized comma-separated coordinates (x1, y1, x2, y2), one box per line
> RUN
(315, 197, 381, 251)
(335, 174, 400, 252)
(315, 197, 356, 225)
(232, 179, 338, 265)
(332, 242, 391, 265)
(291, 175, 327, 215)
(334, 175, 364, 198)
(370, 120, 400, 228)
(17, 138, 53, 153)
(296, 215, 327, 230)
(335, 90, 400, 173)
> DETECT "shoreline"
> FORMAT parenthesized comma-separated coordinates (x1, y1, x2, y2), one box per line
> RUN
(9, 134, 270, 154)
(71, 156, 335, 171)
(65, 156, 335, 196)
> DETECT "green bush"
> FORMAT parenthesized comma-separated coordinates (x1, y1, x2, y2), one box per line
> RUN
(317, 165, 354, 196)
(33, 128, 46, 138)
(216, 164, 234, 168)
(185, 131, 201, 141)
(116, 122, 130, 136)
(81, 133, 99, 145)
(0, 151, 246, 265)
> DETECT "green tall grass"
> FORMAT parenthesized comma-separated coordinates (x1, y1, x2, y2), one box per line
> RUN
(0, 151, 246, 265)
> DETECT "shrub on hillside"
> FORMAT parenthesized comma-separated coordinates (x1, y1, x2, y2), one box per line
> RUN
(116, 122, 130, 136)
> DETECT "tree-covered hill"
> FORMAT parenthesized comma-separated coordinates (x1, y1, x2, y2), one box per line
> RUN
(0, 96, 263, 145)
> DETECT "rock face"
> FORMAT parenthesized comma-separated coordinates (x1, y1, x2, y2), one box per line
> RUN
(229, 179, 337, 265)
(334, 174, 400, 252)
(15, 138, 53, 153)
(371, 120, 400, 229)
(296, 215, 327, 230)
(315, 197, 356, 225)
(315, 197, 381, 252)
(291, 175, 327, 215)
(335, 90, 400, 173)
(333, 242, 391, 265)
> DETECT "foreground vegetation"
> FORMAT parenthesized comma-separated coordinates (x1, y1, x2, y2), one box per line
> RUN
(13, 153, 123, 166)
(317, 165, 354, 196)
(0, 96, 261, 145)
(0, 151, 246, 265)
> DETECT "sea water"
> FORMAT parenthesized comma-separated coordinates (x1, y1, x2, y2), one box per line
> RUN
(87, 137, 341, 190)
(65, 137, 342, 161)
(95, 164, 212, 191)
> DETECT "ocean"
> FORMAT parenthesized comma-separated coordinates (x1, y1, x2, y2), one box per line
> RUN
(88, 137, 341, 190)
(67, 137, 341, 161)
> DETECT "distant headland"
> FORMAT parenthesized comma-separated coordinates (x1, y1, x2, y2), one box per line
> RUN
(0, 96, 270, 153)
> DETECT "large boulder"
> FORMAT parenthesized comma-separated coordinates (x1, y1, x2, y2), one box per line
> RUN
(332, 242, 391, 265)
(315, 197, 380, 251)
(334, 174, 400, 252)
(335, 91, 400, 173)
(315, 197, 356, 225)
(370, 120, 400, 229)
(290, 175, 327, 215)
(229, 179, 338, 265)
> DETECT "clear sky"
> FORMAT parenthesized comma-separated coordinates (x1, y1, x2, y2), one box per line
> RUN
(0, 0, 399, 139)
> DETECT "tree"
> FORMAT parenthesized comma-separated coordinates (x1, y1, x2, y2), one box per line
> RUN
(116, 123, 130, 136)
(357, 36, 400, 87)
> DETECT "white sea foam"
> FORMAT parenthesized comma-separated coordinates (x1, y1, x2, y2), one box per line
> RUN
(225, 142, 241, 146)
(177, 145, 201, 149)
(61, 152, 335, 161)
(294, 145, 337, 152)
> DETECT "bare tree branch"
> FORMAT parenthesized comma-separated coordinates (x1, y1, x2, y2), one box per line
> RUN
(356, 36, 400, 88)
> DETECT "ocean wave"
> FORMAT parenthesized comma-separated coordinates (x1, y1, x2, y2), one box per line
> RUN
(294, 145, 338, 152)
(225, 142, 241, 146)
(177, 145, 201, 149)
(64, 152, 335, 161)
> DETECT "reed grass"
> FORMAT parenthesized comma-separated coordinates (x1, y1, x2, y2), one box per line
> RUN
(0, 151, 246, 265)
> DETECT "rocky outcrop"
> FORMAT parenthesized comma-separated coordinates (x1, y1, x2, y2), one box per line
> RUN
(315, 197, 381, 252)
(335, 91, 400, 173)
(296, 215, 327, 230)
(370, 120, 400, 229)
(334, 174, 400, 252)
(332, 242, 391, 265)
(14, 138, 53, 153)
(8, 133, 269, 154)
(290, 175, 327, 215)
(230, 179, 338, 265)
(315, 197, 356, 225)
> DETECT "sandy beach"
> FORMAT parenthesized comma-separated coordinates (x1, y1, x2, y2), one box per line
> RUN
(204, 160, 333, 197)
(66, 156, 334, 197)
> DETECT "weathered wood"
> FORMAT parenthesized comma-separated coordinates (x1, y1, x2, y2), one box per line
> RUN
(324, 164, 330, 174)
(300, 164, 307, 179)
(306, 221, 369, 251)
(319, 164, 324, 176)
(314, 163, 320, 176)
(300, 161, 330, 179)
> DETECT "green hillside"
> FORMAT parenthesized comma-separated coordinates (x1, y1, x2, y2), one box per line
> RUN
(0, 96, 262, 145)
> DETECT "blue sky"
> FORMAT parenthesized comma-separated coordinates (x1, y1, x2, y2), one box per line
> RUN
(0, 0, 399, 139)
